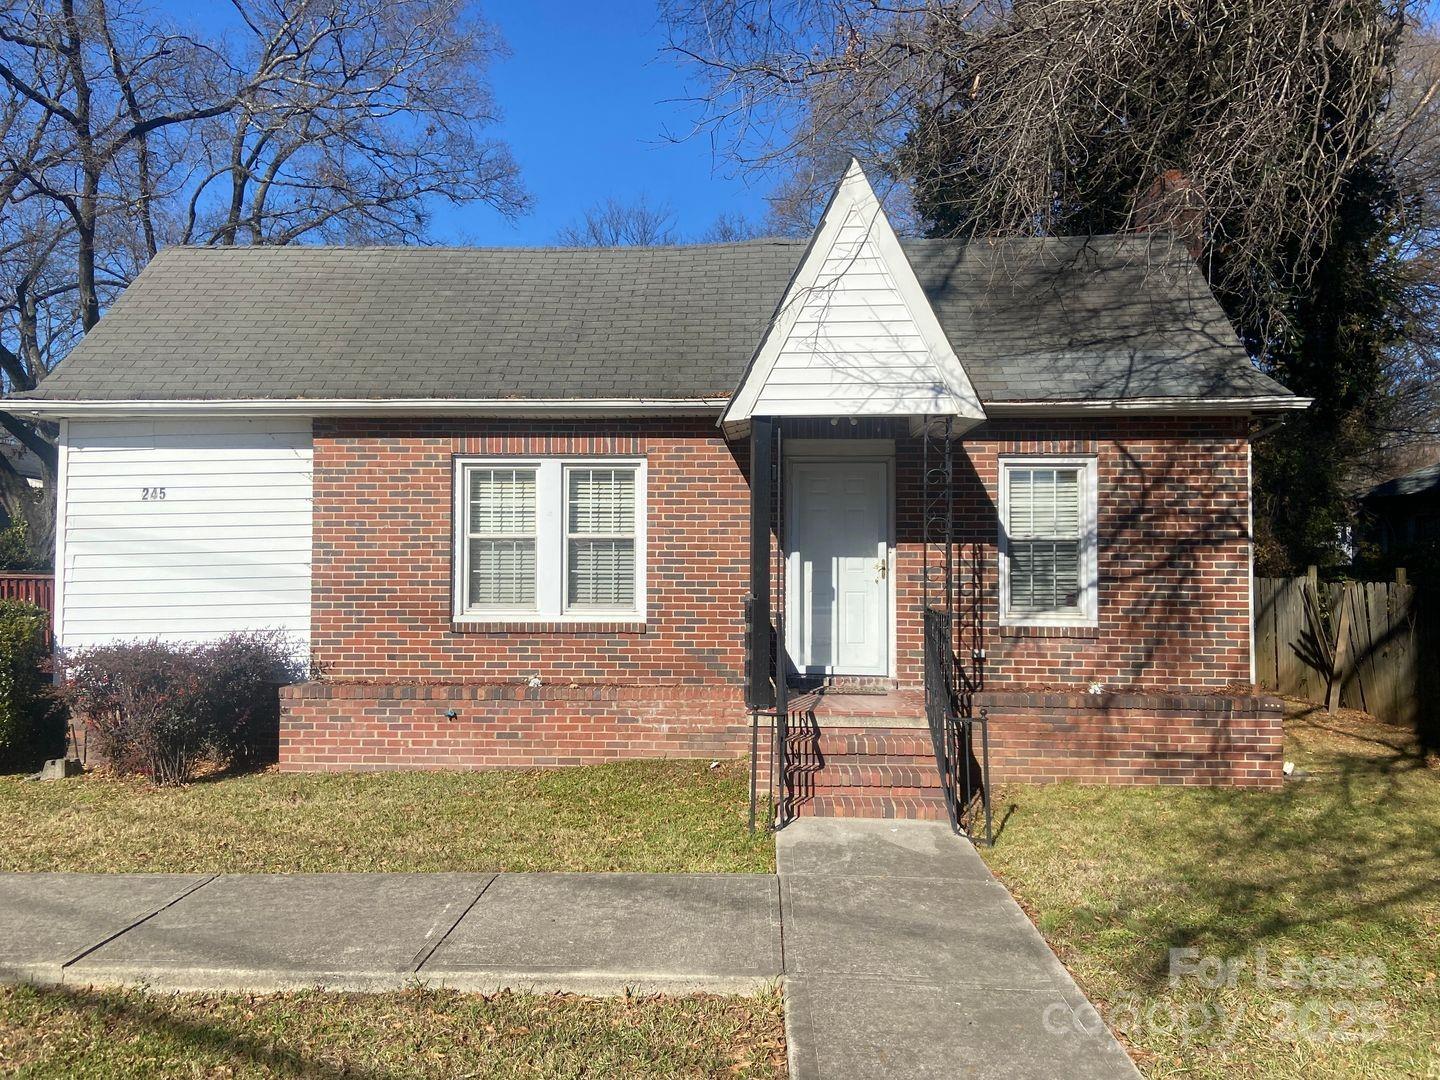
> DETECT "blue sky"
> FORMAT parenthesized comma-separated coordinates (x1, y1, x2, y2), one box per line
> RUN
(157, 0, 776, 245)
(467, 1, 776, 244)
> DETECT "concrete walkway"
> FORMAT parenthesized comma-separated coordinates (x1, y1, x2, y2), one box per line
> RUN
(0, 822, 1139, 1078)
(778, 819, 1139, 1079)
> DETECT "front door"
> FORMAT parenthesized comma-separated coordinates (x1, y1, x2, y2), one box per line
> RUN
(787, 459, 891, 676)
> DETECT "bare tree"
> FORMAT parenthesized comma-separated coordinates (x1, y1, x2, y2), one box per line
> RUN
(554, 195, 678, 246)
(181, 0, 524, 246)
(698, 209, 765, 241)
(1382, 22, 1440, 445)
(0, 0, 526, 557)
(666, 0, 1440, 570)
(665, 0, 1417, 329)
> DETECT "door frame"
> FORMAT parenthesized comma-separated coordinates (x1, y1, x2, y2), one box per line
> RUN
(783, 439, 897, 679)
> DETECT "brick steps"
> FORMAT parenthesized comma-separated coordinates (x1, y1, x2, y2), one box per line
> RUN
(793, 793, 950, 821)
(781, 720, 949, 822)
(795, 732, 935, 757)
(787, 763, 937, 789)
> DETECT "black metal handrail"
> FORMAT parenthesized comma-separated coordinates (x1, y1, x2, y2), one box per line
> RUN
(925, 605, 993, 845)
(923, 605, 961, 830)
(744, 595, 793, 832)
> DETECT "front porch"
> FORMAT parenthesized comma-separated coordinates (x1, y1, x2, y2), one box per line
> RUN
(739, 414, 994, 838)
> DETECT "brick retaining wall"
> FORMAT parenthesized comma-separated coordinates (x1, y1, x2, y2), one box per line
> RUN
(279, 680, 766, 775)
(973, 690, 1284, 789)
(281, 681, 1282, 791)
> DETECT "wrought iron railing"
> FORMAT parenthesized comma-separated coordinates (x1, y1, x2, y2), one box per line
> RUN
(925, 604, 993, 845)
(744, 595, 792, 831)
(923, 606, 962, 830)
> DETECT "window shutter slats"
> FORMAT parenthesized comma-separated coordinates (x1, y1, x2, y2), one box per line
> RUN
(567, 539, 636, 607)
(566, 467, 638, 610)
(466, 467, 538, 610)
(470, 468, 536, 534)
(469, 539, 537, 608)
(567, 469, 635, 534)
(1006, 465, 1085, 615)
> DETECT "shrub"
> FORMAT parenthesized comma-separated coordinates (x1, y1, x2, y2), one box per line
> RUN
(0, 600, 58, 772)
(59, 631, 304, 785)
(0, 517, 51, 573)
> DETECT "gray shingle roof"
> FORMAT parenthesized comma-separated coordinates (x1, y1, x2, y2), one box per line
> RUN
(1365, 461, 1440, 501)
(9, 234, 1294, 405)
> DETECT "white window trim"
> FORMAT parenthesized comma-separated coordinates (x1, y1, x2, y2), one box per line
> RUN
(997, 455, 1098, 627)
(452, 456, 647, 624)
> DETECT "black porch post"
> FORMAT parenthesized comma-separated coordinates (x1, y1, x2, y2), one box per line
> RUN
(746, 417, 776, 710)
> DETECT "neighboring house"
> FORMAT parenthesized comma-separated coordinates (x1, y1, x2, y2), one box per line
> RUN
(4, 163, 1307, 816)
(0, 439, 45, 490)
(1363, 461, 1440, 553)
(0, 439, 44, 536)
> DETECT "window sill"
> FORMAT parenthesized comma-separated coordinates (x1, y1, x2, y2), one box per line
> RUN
(999, 623, 1100, 639)
(450, 619, 648, 635)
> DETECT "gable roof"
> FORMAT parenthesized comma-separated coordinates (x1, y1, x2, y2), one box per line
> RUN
(724, 160, 985, 427)
(6, 233, 1299, 415)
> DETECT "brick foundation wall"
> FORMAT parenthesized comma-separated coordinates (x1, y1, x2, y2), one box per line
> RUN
(974, 691, 1284, 789)
(279, 680, 769, 775)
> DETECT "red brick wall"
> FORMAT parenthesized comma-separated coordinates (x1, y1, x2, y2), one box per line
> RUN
(952, 417, 1253, 690)
(311, 418, 751, 684)
(975, 691, 1283, 788)
(311, 416, 1250, 690)
(296, 415, 1259, 779)
(279, 681, 767, 775)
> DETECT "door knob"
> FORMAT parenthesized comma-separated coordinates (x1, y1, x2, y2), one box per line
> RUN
(876, 559, 888, 581)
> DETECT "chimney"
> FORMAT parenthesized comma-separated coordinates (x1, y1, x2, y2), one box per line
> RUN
(1135, 169, 1204, 259)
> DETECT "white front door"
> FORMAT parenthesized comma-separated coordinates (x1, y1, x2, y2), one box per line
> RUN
(787, 460, 891, 676)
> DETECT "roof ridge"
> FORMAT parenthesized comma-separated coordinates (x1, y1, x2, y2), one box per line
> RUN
(154, 232, 1168, 257)
(160, 239, 809, 254)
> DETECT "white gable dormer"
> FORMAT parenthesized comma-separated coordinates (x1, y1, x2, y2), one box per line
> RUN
(723, 160, 985, 433)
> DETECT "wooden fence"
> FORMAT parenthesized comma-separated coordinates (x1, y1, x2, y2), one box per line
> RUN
(1254, 571, 1431, 730)
(0, 573, 54, 648)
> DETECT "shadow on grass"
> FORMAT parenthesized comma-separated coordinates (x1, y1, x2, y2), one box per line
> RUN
(6, 983, 391, 1079)
(989, 706, 1440, 1000)
(1118, 708, 1439, 990)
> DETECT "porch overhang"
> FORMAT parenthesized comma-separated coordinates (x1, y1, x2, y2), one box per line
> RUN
(721, 160, 986, 442)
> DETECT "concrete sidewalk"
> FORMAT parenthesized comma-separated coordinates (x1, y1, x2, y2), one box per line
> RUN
(0, 823, 1138, 1079)
(0, 871, 780, 996)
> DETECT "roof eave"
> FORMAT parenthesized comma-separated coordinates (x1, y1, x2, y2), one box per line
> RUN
(984, 395, 1311, 416)
(1, 397, 731, 420)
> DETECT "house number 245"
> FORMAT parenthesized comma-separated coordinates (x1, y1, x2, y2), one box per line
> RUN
(141, 487, 167, 501)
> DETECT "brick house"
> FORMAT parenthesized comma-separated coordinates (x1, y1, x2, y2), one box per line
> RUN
(7, 162, 1305, 825)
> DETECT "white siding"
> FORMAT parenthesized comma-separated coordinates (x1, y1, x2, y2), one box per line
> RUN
(58, 418, 312, 649)
(753, 205, 951, 416)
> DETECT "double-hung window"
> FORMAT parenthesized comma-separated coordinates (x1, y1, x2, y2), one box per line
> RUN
(999, 457, 1097, 626)
(454, 458, 645, 622)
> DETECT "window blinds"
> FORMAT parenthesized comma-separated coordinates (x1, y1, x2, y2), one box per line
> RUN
(566, 468, 637, 608)
(1007, 467, 1082, 612)
(467, 467, 537, 608)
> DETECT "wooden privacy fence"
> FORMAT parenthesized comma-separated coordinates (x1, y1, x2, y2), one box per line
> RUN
(0, 573, 54, 648)
(1254, 572, 1429, 730)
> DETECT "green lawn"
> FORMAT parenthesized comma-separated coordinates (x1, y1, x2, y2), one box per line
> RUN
(0, 984, 786, 1078)
(982, 701, 1440, 1078)
(0, 759, 774, 873)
